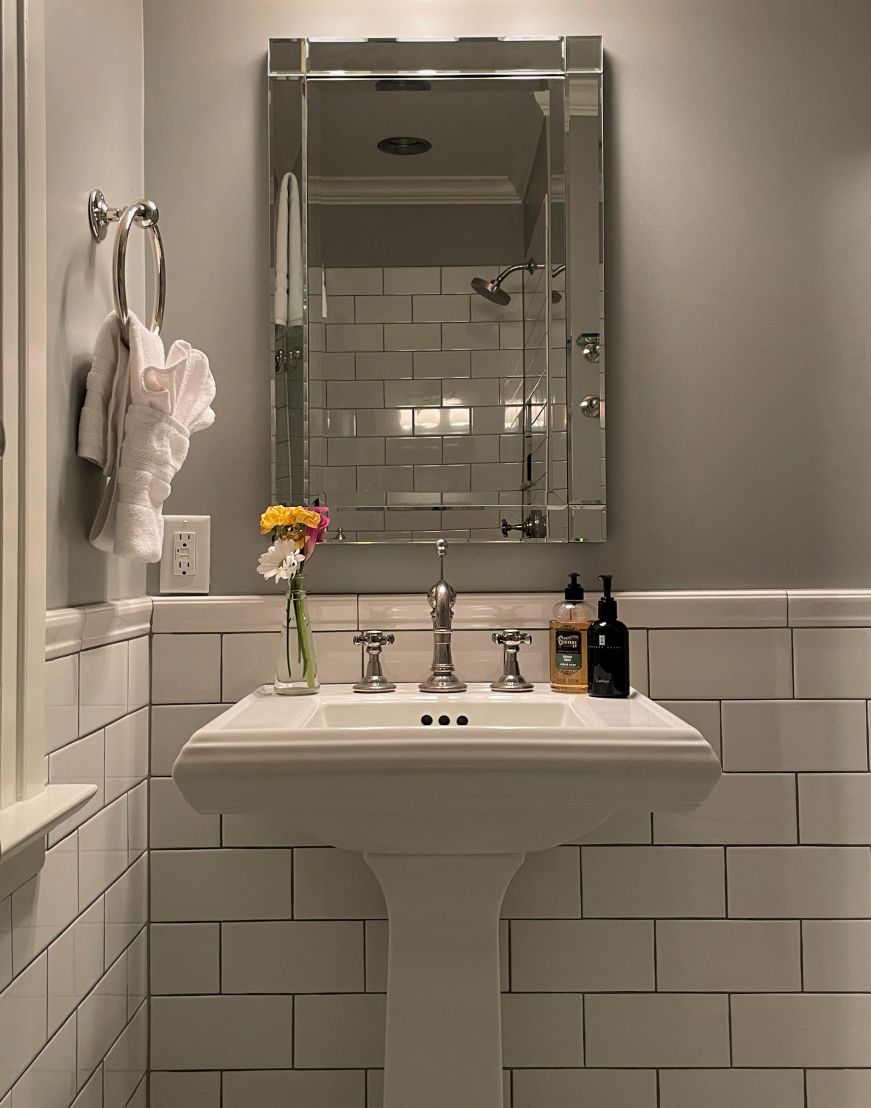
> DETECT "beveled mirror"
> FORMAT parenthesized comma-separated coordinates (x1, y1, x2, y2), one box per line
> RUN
(269, 37, 604, 543)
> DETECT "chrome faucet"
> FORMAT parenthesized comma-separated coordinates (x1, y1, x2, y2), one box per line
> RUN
(419, 539, 467, 693)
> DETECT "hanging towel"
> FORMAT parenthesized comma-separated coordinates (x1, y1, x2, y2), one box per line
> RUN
(273, 171, 303, 327)
(77, 312, 216, 562)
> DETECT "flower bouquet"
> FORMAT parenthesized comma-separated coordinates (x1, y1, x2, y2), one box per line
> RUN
(257, 504, 329, 694)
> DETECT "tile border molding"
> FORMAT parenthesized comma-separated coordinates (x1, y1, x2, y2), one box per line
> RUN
(48, 589, 871, 652)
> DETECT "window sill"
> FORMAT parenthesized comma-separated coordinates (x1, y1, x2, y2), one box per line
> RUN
(0, 784, 97, 893)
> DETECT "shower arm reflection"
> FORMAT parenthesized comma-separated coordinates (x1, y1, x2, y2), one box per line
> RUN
(470, 259, 566, 306)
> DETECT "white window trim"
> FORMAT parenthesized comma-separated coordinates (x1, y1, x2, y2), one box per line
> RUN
(0, 0, 94, 891)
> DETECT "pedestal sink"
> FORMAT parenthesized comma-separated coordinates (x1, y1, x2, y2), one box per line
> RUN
(174, 683, 719, 1108)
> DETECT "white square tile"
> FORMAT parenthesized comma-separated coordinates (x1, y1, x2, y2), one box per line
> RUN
(356, 294, 411, 324)
(150, 776, 220, 848)
(0, 953, 46, 1098)
(221, 810, 318, 847)
(76, 953, 127, 1085)
(11, 836, 79, 973)
(326, 323, 383, 353)
(80, 642, 129, 732)
(582, 846, 725, 918)
(653, 772, 797, 844)
(44, 654, 79, 753)
(151, 849, 292, 921)
(105, 709, 148, 803)
(222, 1070, 366, 1108)
(103, 1003, 147, 1108)
(659, 1069, 805, 1108)
(732, 994, 871, 1066)
(501, 994, 583, 1067)
(294, 994, 385, 1068)
(70, 1068, 102, 1108)
(150, 704, 231, 775)
(806, 1069, 871, 1108)
(47, 897, 104, 1034)
(326, 267, 382, 295)
(78, 796, 128, 908)
(48, 730, 104, 844)
(727, 846, 871, 917)
(126, 635, 150, 712)
(803, 920, 871, 991)
(649, 629, 793, 699)
(501, 847, 581, 918)
(656, 920, 801, 991)
(220, 633, 276, 700)
(794, 628, 871, 697)
(127, 927, 147, 1016)
(151, 995, 294, 1069)
(150, 923, 219, 994)
(222, 921, 364, 993)
(0, 899, 10, 990)
(788, 588, 871, 626)
(293, 849, 386, 919)
(127, 780, 147, 863)
(799, 773, 871, 843)
(104, 854, 147, 965)
(619, 590, 788, 628)
(511, 919, 654, 991)
(152, 634, 221, 703)
(513, 1069, 657, 1108)
(722, 699, 868, 771)
(585, 994, 729, 1067)
(657, 700, 721, 758)
(150, 1071, 221, 1108)
(10, 1011, 77, 1107)
(629, 630, 650, 694)
(384, 267, 440, 295)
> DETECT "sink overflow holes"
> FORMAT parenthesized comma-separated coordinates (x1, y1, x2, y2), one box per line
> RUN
(420, 714, 470, 726)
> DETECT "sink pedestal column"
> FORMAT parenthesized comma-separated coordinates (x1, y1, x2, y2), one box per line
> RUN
(365, 852, 524, 1108)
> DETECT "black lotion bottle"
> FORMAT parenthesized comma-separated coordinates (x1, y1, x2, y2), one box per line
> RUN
(587, 574, 630, 698)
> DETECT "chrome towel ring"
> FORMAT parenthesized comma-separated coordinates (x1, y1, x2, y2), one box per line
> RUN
(88, 188, 166, 346)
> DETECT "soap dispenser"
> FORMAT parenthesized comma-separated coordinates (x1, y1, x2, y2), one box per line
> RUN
(549, 573, 596, 693)
(587, 574, 630, 698)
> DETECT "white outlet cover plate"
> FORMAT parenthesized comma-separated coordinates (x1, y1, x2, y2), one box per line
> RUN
(160, 515, 211, 594)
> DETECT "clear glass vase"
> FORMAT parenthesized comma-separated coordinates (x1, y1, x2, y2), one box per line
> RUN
(274, 578, 319, 695)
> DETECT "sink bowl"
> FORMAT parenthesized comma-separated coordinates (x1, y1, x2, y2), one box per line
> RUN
(174, 682, 719, 1108)
(173, 683, 719, 853)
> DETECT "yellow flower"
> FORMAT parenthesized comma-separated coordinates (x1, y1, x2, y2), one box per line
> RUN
(259, 504, 321, 535)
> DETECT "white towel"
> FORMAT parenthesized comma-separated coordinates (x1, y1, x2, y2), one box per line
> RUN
(273, 171, 303, 327)
(77, 313, 216, 562)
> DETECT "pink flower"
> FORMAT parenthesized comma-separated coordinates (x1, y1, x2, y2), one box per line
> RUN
(303, 507, 330, 560)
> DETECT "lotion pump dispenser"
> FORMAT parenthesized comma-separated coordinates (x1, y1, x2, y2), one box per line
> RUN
(587, 574, 630, 698)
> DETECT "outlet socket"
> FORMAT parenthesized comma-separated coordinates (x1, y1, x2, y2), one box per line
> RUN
(160, 515, 210, 594)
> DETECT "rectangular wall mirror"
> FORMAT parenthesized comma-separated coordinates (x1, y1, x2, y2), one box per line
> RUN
(269, 37, 604, 543)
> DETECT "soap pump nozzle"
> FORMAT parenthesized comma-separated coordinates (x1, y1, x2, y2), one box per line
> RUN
(597, 574, 618, 621)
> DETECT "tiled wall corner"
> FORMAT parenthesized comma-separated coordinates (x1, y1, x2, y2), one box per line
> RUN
(0, 603, 150, 1106)
(148, 588, 871, 1106)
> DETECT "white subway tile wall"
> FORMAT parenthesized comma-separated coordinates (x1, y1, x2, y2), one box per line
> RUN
(0, 618, 149, 1105)
(300, 264, 568, 541)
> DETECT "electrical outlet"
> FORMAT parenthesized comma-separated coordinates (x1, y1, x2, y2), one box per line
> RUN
(160, 515, 210, 594)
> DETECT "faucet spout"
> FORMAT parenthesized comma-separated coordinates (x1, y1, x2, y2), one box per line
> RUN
(419, 539, 467, 693)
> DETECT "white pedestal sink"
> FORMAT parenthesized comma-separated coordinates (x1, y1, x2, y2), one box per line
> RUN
(174, 684, 719, 1108)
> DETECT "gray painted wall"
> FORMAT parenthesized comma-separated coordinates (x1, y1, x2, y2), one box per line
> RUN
(46, 0, 146, 608)
(144, 0, 871, 594)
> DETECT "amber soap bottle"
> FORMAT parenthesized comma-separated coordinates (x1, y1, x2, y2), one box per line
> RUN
(549, 573, 596, 693)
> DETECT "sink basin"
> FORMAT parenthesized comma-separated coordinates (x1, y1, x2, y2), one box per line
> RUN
(174, 684, 719, 853)
(174, 683, 719, 1108)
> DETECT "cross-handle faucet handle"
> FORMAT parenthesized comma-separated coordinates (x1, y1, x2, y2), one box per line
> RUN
(353, 629, 395, 651)
(353, 630, 397, 694)
(492, 629, 532, 648)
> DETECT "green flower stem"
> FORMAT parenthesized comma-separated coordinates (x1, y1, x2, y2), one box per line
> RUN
(290, 572, 316, 687)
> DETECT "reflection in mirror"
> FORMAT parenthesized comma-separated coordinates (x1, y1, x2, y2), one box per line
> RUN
(270, 38, 604, 543)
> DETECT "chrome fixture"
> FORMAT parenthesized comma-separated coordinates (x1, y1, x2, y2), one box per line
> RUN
(471, 261, 567, 307)
(490, 630, 534, 692)
(578, 332, 600, 363)
(377, 136, 432, 156)
(419, 539, 467, 693)
(88, 188, 166, 346)
(579, 395, 601, 419)
(500, 510, 547, 539)
(353, 630, 397, 693)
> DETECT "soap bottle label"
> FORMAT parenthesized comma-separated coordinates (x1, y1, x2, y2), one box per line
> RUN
(555, 630, 583, 671)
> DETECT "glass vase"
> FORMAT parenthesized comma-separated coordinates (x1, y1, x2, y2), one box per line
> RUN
(274, 578, 319, 695)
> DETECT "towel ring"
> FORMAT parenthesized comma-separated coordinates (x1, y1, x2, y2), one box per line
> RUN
(88, 189, 166, 346)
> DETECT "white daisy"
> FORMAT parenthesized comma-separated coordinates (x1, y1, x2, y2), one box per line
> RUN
(257, 539, 305, 582)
